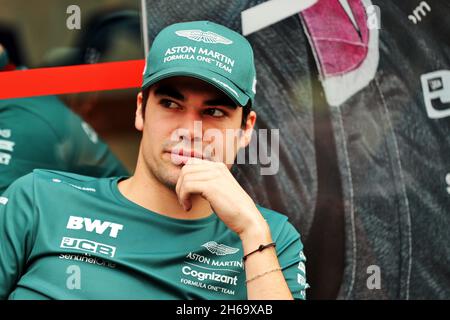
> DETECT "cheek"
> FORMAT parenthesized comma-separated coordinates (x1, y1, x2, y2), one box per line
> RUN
(224, 134, 241, 164)
(204, 129, 241, 164)
(141, 120, 170, 154)
(144, 107, 172, 137)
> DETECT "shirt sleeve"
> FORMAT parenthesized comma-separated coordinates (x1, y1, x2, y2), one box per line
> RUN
(0, 105, 61, 195)
(276, 221, 309, 300)
(62, 118, 129, 178)
(0, 173, 36, 299)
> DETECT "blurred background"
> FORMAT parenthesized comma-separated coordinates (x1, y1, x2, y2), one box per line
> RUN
(0, 0, 144, 171)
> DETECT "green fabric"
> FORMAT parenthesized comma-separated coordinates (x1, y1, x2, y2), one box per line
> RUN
(0, 95, 129, 194)
(0, 49, 8, 70)
(142, 21, 257, 107)
(0, 169, 308, 300)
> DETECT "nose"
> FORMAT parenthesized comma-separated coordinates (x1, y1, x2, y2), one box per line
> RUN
(173, 110, 204, 145)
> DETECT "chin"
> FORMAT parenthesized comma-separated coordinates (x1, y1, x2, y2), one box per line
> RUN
(153, 161, 181, 191)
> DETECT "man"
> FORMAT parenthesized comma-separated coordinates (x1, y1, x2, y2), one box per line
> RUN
(0, 44, 129, 194)
(0, 21, 307, 299)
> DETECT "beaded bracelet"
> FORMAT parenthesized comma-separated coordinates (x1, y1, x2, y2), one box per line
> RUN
(245, 267, 282, 283)
(242, 242, 276, 262)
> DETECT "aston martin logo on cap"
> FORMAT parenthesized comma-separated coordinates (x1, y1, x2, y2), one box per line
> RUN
(202, 241, 240, 256)
(175, 29, 233, 45)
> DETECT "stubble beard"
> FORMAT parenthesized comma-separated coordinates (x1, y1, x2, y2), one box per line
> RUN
(147, 154, 180, 192)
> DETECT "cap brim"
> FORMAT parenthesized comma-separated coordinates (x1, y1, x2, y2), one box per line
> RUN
(142, 67, 249, 107)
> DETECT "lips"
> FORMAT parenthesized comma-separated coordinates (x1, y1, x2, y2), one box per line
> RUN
(170, 149, 205, 159)
(165, 149, 209, 165)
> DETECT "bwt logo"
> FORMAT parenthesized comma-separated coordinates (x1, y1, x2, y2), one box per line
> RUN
(408, 1, 431, 24)
(66, 215, 123, 238)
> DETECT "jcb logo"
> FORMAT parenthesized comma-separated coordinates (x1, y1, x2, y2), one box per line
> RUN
(66, 216, 123, 238)
(60, 237, 116, 258)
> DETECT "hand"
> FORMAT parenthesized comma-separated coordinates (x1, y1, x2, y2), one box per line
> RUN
(175, 157, 267, 236)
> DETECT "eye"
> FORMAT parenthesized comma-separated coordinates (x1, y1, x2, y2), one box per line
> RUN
(160, 99, 179, 109)
(203, 108, 226, 118)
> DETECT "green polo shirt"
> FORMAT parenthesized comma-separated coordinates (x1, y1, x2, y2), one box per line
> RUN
(0, 169, 308, 300)
(0, 95, 128, 194)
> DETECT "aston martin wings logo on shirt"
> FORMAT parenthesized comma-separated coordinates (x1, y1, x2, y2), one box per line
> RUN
(175, 30, 233, 45)
(202, 241, 239, 256)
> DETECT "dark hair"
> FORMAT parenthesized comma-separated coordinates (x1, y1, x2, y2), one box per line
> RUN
(141, 88, 252, 128)
(240, 103, 252, 128)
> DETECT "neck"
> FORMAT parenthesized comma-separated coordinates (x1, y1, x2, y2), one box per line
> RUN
(118, 157, 213, 220)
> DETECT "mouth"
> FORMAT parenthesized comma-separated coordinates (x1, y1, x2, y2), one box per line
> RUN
(165, 149, 209, 165)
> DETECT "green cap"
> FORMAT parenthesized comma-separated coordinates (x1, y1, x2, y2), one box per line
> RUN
(142, 21, 257, 107)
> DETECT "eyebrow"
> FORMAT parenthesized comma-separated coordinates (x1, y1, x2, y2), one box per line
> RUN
(154, 84, 237, 110)
(204, 97, 237, 109)
(154, 85, 185, 101)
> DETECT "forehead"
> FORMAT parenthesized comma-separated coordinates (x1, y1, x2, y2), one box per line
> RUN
(151, 76, 232, 101)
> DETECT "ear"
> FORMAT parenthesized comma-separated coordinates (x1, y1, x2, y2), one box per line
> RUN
(135, 92, 144, 132)
(239, 110, 257, 149)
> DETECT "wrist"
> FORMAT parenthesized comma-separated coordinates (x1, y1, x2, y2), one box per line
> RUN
(239, 217, 272, 243)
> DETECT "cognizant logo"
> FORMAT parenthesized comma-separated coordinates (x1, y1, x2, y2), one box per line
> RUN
(182, 266, 238, 286)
